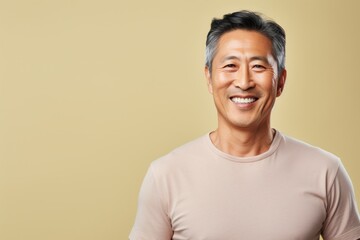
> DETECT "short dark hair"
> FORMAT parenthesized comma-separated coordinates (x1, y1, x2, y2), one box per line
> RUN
(205, 10, 286, 77)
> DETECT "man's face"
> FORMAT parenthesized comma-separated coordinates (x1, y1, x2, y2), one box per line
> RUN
(205, 29, 286, 131)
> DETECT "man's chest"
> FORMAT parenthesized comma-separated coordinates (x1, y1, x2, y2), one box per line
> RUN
(168, 166, 326, 240)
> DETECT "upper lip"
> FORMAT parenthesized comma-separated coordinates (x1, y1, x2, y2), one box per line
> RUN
(229, 94, 258, 99)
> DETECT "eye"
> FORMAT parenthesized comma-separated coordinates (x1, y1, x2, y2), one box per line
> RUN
(253, 64, 265, 69)
(252, 64, 266, 71)
(223, 64, 237, 68)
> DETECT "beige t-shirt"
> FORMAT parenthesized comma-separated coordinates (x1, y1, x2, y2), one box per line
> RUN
(130, 131, 360, 240)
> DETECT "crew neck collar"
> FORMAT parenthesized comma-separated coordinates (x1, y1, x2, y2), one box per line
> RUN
(204, 129, 283, 163)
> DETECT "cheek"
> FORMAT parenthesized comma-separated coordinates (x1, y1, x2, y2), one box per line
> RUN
(272, 78, 281, 92)
(215, 72, 236, 88)
(256, 73, 277, 91)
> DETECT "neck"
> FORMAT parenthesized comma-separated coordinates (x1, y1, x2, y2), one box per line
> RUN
(210, 125, 274, 157)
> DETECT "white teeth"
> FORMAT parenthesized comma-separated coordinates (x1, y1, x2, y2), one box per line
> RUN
(231, 97, 256, 104)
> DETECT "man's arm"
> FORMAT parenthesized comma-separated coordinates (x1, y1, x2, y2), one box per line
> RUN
(321, 162, 360, 240)
(129, 164, 173, 240)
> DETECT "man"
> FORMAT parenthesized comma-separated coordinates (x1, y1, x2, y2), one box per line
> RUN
(129, 10, 360, 240)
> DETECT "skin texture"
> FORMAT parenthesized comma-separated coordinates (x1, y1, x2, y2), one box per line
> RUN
(205, 29, 287, 157)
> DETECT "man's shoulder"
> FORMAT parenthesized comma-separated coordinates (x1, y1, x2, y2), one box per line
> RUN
(150, 134, 209, 171)
(280, 133, 341, 170)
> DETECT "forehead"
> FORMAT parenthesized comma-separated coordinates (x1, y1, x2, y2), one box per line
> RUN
(215, 29, 273, 59)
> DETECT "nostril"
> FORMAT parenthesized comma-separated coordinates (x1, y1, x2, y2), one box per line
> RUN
(233, 78, 255, 90)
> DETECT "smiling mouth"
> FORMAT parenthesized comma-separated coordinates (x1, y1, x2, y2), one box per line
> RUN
(230, 97, 258, 104)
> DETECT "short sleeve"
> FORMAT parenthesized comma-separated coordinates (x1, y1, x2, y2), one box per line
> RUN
(322, 162, 360, 240)
(129, 164, 173, 240)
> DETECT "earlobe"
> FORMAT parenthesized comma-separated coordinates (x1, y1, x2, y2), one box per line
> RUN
(277, 69, 287, 97)
(205, 66, 213, 94)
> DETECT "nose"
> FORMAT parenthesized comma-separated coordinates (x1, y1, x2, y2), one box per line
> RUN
(234, 66, 255, 90)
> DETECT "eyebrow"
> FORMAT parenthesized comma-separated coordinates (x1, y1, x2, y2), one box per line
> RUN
(250, 56, 270, 63)
(221, 55, 270, 64)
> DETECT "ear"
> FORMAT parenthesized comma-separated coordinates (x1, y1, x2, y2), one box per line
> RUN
(276, 69, 287, 97)
(205, 66, 213, 94)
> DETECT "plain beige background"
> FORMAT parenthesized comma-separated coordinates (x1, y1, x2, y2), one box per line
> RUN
(0, 0, 359, 239)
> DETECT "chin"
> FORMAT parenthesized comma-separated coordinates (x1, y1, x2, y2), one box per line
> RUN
(228, 118, 255, 129)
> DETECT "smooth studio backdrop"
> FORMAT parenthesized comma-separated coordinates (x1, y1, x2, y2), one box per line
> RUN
(1, 0, 359, 239)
